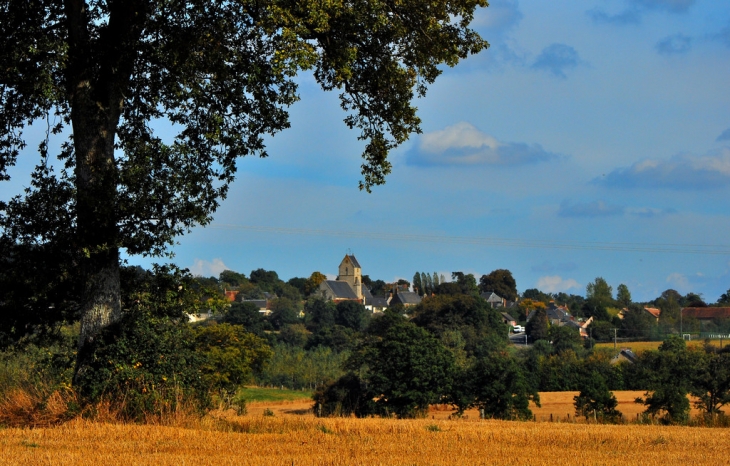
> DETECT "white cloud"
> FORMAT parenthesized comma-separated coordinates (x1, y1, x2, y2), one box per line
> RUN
(598, 147, 730, 189)
(189, 258, 228, 277)
(666, 272, 690, 291)
(407, 122, 560, 167)
(537, 275, 581, 293)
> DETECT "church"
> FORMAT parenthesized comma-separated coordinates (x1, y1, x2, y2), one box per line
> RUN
(316, 254, 417, 311)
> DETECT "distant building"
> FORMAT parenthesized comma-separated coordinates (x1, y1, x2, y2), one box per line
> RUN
(481, 291, 506, 308)
(317, 254, 388, 311)
(389, 289, 422, 307)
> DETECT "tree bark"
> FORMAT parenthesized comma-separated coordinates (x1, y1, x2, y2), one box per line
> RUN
(64, 0, 147, 351)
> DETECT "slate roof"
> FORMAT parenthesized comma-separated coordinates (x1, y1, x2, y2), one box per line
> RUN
(369, 296, 390, 309)
(682, 307, 730, 320)
(392, 291, 422, 305)
(242, 299, 267, 309)
(347, 254, 361, 268)
(323, 280, 359, 300)
(362, 286, 374, 303)
(481, 291, 504, 303)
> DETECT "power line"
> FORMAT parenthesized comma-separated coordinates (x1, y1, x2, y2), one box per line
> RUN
(207, 224, 730, 255)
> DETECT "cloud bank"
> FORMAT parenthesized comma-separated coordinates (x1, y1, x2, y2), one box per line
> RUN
(597, 148, 730, 189)
(406, 122, 560, 167)
(531, 44, 582, 78)
(558, 200, 624, 218)
(656, 34, 692, 55)
(589, 0, 696, 25)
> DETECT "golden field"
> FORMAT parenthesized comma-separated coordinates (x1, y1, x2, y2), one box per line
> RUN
(0, 392, 725, 466)
(594, 339, 730, 353)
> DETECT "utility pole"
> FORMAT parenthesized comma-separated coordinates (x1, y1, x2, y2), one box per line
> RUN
(614, 328, 617, 350)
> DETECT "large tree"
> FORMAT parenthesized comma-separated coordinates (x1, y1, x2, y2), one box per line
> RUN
(0, 1, 489, 355)
(479, 269, 517, 301)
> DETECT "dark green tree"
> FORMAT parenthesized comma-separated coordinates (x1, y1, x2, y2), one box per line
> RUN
(268, 298, 300, 330)
(548, 325, 582, 355)
(690, 351, 730, 416)
(616, 284, 632, 308)
(479, 269, 518, 301)
(526, 307, 549, 342)
(0, 0, 488, 360)
(636, 336, 697, 424)
(413, 272, 423, 296)
(455, 350, 538, 420)
(304, 298, 337, 333)
(586, 277, 613, 309)
(451, 272, 479, 296)
(574, 371, 621, 423)
(335, 301, 370, 332)
(348, 319, 455, 418)
(222, 301, 272, 337)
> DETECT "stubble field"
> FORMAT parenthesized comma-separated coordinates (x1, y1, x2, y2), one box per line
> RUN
(0, 392, 723, 465)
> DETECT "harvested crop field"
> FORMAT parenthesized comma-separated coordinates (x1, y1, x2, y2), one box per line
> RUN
(1, 413, 728, 465)
(0, 391, 724, 465)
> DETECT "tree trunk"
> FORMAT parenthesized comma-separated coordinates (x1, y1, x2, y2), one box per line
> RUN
(64, 0, 146, 357)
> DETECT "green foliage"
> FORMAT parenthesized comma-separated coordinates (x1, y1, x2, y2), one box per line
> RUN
(616, 284, 632, 308)
(222, 302, 273, 337)
(193, 323, 272, 393)
(522, 288, 551, 303)
(548, 326, 582, 355)
(526, 307, 549, 341)
(347, 319, 455, 418)
(74, 306, 208, 421)
(449, 272, 479, 296)
(256, 345, 348, 390)
(268, 298, 301, 330)
(313, 373, 373, 417)
(478, 269, 518, 302)
(586, 277, 613, 308)
(409, 294, 507, 355)
(690, 351, 730, 416)
(335, 301, 370, 332)
(453, 350, 538, 420)
(619, 304, 656, 339)
(574, 372, 622, 423)
(277, 323, 310, 348)
(634, 336, 697, 424)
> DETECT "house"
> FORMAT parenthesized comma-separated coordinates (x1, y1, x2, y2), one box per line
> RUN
(611, 348, 638, 365)
(481, 291, 506, 308)
(224, 290, 239, 302)
(643, 307, 661, 321)
(500, 312, 517, 327)
(187, 309, 213, 323)
(241, 299, 271, 316)
(682, 307, 730, 329)
(389, 289, 422, 307)
(318, 279, 360, 302)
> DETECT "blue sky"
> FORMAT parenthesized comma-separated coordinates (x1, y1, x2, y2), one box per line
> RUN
(5, 0, 730, 302)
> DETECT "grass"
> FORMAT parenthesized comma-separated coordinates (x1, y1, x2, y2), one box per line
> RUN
(239, 386, 313, 403)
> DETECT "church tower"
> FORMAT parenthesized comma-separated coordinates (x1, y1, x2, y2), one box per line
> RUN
(337, 254, 363, 300)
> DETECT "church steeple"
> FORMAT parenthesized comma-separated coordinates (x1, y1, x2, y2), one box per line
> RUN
(337, 253, 362, 300)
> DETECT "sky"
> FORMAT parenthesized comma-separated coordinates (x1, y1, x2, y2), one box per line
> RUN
(5, 0, 730, 303)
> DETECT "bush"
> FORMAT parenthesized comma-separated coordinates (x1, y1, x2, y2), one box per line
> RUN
(73, 265, 211, 421)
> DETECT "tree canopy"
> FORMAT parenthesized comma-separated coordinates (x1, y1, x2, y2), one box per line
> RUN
(0, 0, 489, 352)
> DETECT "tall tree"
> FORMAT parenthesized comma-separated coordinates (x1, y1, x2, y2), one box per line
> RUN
(616, 284, 632, 308)
(412, 272, 423, 296)
(586, 277, 613, 308)
(433, 272, 440, 288)
(0, 1, 488, 357)
(479, 269, 518, 301)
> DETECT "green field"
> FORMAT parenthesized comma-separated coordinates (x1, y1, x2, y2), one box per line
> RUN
(240, 387, 313, 403)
